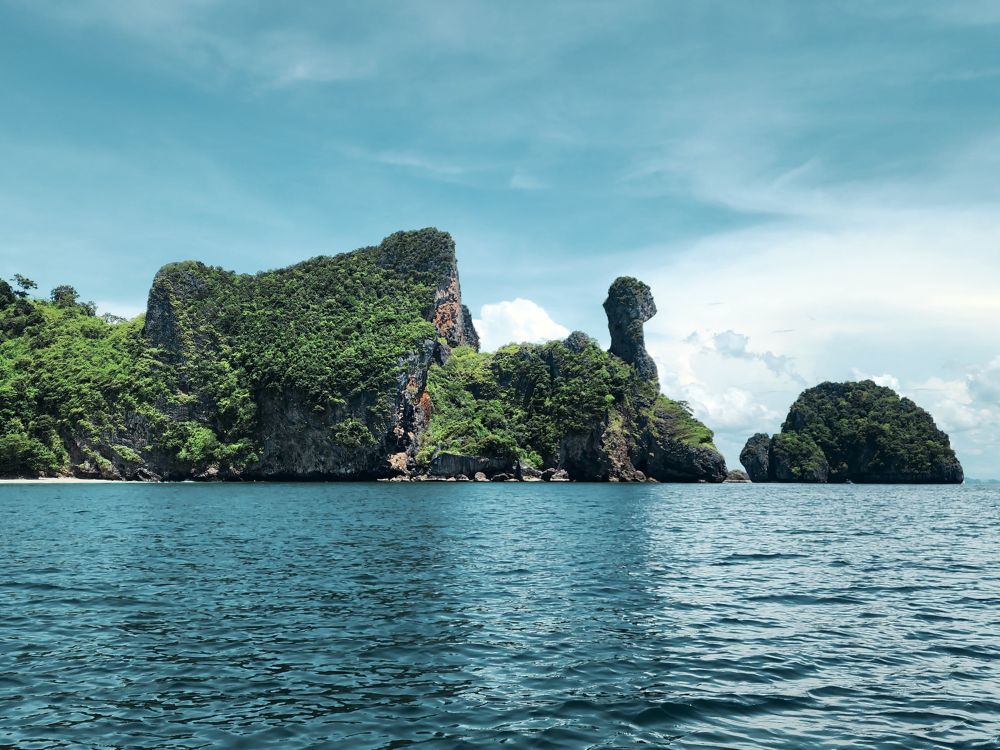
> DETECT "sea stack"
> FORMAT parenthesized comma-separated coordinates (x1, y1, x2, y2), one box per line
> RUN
(603, 276, 659, 385)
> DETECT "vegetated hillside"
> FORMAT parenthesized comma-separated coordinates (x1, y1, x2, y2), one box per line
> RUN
(0, 280, 163, 477)
(413, 275, 726, 483)
(0, 231, 726, 482)
(419, 335, 722, 482)
(0, 229, 476, 480)
(740, 380, 963, 484)
(140, 228, 477, 479)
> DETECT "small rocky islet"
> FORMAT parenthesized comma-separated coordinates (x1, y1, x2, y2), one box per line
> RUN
(740, 381, 963, 484)
(0, 228, 963, 483)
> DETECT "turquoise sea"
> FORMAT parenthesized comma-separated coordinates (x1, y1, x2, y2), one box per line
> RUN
(1, 482, 998, 749)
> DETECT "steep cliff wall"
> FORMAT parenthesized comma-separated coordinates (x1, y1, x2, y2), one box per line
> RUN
(603, 276, 659, 385)
(0, 229, 477, 480)
(137, 228, 475, 479)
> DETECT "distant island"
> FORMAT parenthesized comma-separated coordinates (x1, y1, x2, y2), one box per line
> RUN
(0, 228, 965, 484)
(740, 381, 963, 484)
(0, 229, 725, 482)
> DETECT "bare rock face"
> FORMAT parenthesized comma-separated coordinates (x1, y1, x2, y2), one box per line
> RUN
(641, 434, 728, 483)
(460, 305, 480, 351)
(432, 270, 476, 350)
(518, 462, 543, 479)
(144, 262, 214, 367)
(376, 230, 479, 351)
(603, 277, 658, 384)
(557, 421, 612, 481)
(740, 431, 832, 484)
(740, 433, 773, 482)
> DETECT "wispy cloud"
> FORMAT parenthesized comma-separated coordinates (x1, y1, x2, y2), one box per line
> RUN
(18, 0, 378, 88)
(335, 145, 475, 182)
(701, 330, 805, 383)
(508, 169, 547, 191)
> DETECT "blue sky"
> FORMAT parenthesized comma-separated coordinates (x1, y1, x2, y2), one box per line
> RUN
(3, 1, 1000, 475)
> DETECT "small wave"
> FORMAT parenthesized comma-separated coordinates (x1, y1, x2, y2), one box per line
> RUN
(748, 593, 866, 605)
(631, 693, 818, 727)
(930, 644, 1000, 661)
(714, 552, 808, 565)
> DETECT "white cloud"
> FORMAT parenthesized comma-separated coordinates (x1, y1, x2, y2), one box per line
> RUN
(850, 370, 901, 391)
(647, 330, 789, 469)
(967, 356, 1000, 405)
(912, 377, 985, 432)
(20, 0, 378, 88)
(669, 380, 780, 433)
(473, 298, 570, 352)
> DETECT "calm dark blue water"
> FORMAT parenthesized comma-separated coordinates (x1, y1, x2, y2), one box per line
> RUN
(1, 483, 999, 749)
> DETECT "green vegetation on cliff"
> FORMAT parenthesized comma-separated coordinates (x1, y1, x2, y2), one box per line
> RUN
(152, 241, 439, 406)
(143, 233, 449, 474)
(645, 394, 716, 448)
(418, 336, 715, 470)
(0, 230, 463, 478)
(781, 381, 960, 481)
(0, 284, 165, 475)
(741, 380, 963, 484)
(0, 230, 727, 482)
(769, 432, 828, 482)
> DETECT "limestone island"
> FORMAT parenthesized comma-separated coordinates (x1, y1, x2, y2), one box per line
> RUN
(0, 228, 726, 482)
(740, 381, 963, 484)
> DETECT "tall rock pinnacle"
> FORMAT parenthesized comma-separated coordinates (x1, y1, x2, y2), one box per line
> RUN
(603, 276, 658, 384)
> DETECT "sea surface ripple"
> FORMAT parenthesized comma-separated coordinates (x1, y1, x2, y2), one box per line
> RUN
(1, 483, 999, 749)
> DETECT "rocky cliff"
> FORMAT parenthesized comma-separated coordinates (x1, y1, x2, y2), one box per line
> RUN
(137, 229, 476, 480)
(414, 277, 728, 483)
(0, 229, 727, 482)
(740, 381, 963, 484)
(604, 277, 659, 385)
